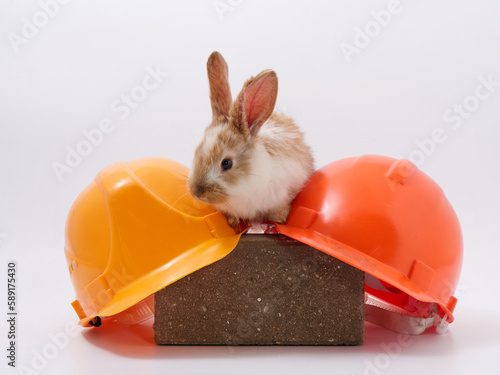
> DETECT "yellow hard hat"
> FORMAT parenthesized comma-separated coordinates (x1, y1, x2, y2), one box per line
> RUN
(65, 158, 242, 327)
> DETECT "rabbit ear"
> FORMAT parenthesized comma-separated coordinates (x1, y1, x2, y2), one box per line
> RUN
(231, 70, 278, 136)
(207, 51, 232, 121)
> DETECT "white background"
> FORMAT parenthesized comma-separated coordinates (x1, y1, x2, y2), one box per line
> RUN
(1, 0, 499, 374)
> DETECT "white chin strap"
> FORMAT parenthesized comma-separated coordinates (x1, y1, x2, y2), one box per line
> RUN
(102, 292, 450, 335)
(113, 295, 155, 325)
(364, 293, 449, 335)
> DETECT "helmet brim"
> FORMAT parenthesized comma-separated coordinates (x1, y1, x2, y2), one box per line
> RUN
(76, 234, 241, 327)
(276, 224, 455, 322)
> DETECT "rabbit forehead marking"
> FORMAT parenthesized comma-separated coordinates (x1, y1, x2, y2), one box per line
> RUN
(199, 124, 246, 160)
(200, 123, 226, 155)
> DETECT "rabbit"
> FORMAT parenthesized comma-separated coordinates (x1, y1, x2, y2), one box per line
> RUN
(187, 51, 314, 228)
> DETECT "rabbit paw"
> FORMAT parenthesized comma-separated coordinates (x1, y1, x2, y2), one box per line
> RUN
(224, 213, 240, 229)
(267, 203, 292, 224)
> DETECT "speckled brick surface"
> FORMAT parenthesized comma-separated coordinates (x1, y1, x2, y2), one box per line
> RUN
(154, 234, 364, 345)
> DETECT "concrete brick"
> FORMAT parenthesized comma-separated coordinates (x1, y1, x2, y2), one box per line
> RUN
(154, 234, 364, 345)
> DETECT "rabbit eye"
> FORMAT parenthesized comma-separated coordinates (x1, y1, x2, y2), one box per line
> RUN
(221, 158, 233, 171)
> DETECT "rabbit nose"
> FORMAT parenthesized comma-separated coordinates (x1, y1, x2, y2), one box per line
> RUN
(190, 183, 207, 199)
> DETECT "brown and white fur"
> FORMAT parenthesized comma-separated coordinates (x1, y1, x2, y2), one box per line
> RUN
(187, 51, 314, 228)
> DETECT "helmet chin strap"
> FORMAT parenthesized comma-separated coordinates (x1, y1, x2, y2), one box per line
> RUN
(113, 295, 155, 325)
(364, 293, 449, 335)
(91, 279, 452, 335)
(100, 293, 450, 335)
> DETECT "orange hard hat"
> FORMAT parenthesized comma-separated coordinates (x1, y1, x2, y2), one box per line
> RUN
(65, 158, 242, 327)
(276, 155, 463, 334)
